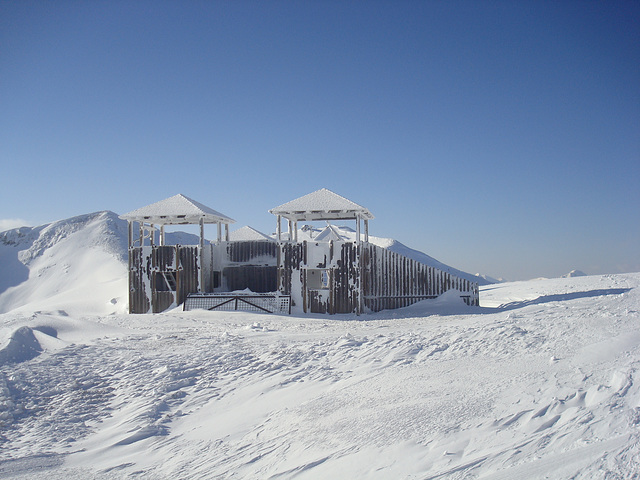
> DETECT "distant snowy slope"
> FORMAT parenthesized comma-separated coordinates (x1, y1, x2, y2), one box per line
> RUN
(0, 211, 129, 315)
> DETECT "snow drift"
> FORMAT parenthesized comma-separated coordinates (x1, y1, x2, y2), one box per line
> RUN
(0, 273, 638, 479)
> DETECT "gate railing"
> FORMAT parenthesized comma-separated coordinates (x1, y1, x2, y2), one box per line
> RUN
(184, 293, 291, 314)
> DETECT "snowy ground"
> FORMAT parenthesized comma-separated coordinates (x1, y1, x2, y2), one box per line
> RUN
(0, 273, 638, 479)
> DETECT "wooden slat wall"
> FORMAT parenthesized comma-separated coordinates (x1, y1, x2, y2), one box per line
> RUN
(224, 265, 278, 293)
(225, 241, 277, 264)
(278, 242, 304, 296)
(151, 245, 177, 312)
(221, 241, 278, 293)
(360, 243, 479, 312)
(177, 246, 199, 307)
(128, 247, 150, 314)
(333, 243, 359, 314)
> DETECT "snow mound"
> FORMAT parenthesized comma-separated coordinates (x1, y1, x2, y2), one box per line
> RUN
(563, 269, 587, 278)
(0, 326, 43, 364)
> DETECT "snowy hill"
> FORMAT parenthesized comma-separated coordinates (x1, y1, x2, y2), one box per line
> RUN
(0, 273, 638, 478)
(0, 211, 129, 316)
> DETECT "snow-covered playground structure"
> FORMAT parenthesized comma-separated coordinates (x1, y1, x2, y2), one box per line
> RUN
(120, 189, 479, 314)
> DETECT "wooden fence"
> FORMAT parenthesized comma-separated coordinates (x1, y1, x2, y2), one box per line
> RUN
(278, 241, 478, 314)
(361, 243, 479, 312)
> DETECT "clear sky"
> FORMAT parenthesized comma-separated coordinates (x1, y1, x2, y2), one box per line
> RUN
(1, 0, 638, 281)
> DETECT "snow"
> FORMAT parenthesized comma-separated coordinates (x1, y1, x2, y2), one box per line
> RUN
(0, 211, 639, 478)
(228, 226, 275, 242)
(564, 269, 587, 278)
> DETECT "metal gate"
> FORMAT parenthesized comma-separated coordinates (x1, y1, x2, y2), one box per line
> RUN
(184, 293, 291, 314)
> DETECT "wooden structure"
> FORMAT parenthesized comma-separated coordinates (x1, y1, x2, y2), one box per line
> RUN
(121, 194, 275, 313)
(121, 189, 478, 314)
(272, 189, 478, 314)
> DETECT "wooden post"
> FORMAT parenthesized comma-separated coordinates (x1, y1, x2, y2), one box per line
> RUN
(276, 215, 282, 241)
(356, 215, 361, 245)
(150, 224, 155, 246)
(356, 242, 362, 315)
(217, 222, 222, 243)
(364, 219, 369, 243)
(160, 225, 165, 246)
(199, 218, 205, 292)
(127, 221, 132, 249)
(139, 223, 144, 247)
(225, 224, 229, 242)
(293, 220, 298, 242)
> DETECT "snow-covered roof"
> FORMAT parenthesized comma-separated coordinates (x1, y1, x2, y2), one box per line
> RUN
(119, 194, 235, 225)
(269, 188, 374, 221)
(228, 226, 275, 242)
(314, 225, 347, 242)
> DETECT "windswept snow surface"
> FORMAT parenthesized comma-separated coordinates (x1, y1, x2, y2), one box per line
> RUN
(1, 273, 639, 479)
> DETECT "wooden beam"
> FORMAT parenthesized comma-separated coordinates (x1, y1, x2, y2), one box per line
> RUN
(276, 215, 282, 241)
(199, 218, 205, 292)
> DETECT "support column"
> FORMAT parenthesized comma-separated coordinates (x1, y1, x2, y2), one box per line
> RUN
(217, 222, 222, 243)
(356, 215, 361, 245)
(364, 220, 369, 243)
(150, 224, 155, 246)
(127, 221, 133, 249)
(199, 218, 205, 292)
(225, 224, 229, 242)
(276, 215, 282, 241)
(160, 225, 165, 246)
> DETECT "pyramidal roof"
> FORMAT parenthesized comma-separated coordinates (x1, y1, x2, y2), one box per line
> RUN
(269, 188, 374, 221)
(119, 194, 235, 225)
(228, 226, 274, 242)
(314, 224, 348, 242)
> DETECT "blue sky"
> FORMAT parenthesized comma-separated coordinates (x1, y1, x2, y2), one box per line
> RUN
(1, 1, 638, 280)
